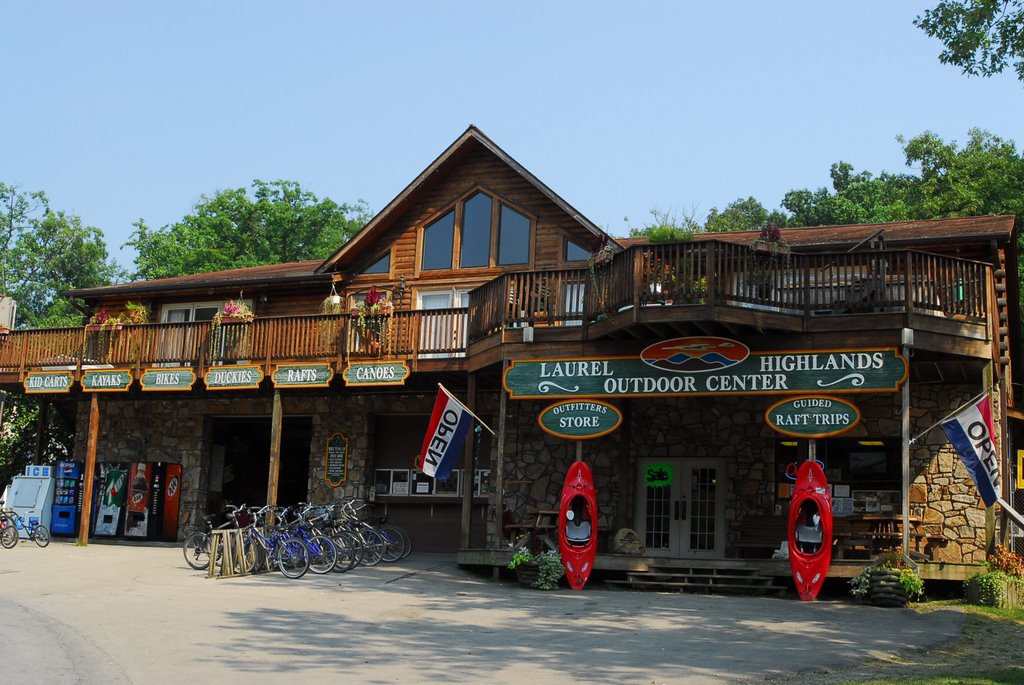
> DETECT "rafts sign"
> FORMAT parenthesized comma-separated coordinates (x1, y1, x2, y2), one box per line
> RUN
(503, 337, 907, 399)
(537, 400, 622, 440)
(765, 395, 860, 438)
(272, 363, 333, 388)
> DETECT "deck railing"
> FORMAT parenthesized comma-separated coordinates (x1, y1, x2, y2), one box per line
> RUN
(0, 242, 991, 375)
(467, 242, 990, 340)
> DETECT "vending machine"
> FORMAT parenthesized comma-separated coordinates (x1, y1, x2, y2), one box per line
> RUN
(51, 460, 84, 535)
(92, 462, 130, 537)
(146, 462, 183, 541)
(7, 465, 56, 539)
(123, 462, 152, 538)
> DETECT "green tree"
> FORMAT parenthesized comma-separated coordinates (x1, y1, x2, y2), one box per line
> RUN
(627, 209, 700, 243)
(128, 180, 372, 279)
(915, 1, 1024, 81)
(704, 197, 788, 233)
(0, 183, 120, 485)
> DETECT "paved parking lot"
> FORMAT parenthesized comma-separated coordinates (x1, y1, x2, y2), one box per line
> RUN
(0, 540, 962, 684)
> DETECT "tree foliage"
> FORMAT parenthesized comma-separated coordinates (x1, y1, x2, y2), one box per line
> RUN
(915, 1, 1024, 81)
(704, 197, 788, 233)
(627, 209, 700, 242)
(128, 180, 372, 280)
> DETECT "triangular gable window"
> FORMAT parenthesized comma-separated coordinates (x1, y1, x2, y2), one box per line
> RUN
(362, 253, 390, 275)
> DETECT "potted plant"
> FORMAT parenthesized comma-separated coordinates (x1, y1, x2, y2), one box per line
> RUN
(849, 549, 924, 607)
(85, 307, 122, 332)
(965, 544, 1024, 608)
(210, 297, 255, 359)
(588, 235, 616, 318)
(746, 222, 790, 299)
(350, 286, 394, 354)
(120, 301, 150, 325)
(507, 548, 564, 590)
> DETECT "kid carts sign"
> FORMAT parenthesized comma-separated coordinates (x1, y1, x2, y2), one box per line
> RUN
(503, 337, 907, 399)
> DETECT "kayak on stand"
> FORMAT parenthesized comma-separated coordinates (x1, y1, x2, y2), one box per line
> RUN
(787, 460, 833, 601)
(559, 461, 597, 591)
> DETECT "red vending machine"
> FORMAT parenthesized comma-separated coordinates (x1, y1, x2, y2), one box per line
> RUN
(161, 463, 183, 541)
(123, 462, 152, 538)
(92, 463, 130, 537)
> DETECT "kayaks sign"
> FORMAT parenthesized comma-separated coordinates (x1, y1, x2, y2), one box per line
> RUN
(503, 337, 907, 399)
(765, 395, 860, 438)
(82, 369, 133, 392)
(538, 400, 622, 440)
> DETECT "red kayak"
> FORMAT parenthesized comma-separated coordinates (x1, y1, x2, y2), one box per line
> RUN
(787, 460, 833, 601)
(559, 461, 598, 591)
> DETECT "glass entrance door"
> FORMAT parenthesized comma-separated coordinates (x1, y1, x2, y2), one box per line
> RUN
(636, 458, 724, 557)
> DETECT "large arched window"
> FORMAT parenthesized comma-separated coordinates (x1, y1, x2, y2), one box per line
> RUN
(420, 191, 532, 271)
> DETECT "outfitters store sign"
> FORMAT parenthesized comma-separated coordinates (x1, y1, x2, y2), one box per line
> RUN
(503, 337, 908, 399)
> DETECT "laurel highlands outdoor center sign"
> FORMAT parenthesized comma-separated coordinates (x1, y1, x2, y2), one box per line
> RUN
(502, 337, 908, 399)
(765, 396, 861, 438)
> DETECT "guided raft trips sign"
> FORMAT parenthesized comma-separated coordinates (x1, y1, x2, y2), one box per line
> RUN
(765, 395, 860, 438)
(538, 400, 622, 439)
(503, 337, 907, 399)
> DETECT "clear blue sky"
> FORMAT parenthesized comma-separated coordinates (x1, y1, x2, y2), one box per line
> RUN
(4, 2, 1023, 270)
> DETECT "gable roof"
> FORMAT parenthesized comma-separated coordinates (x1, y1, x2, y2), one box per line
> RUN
(622, 215, 1016, 251)
(68, 260, 328, 299)
(315, 125, 614, 274)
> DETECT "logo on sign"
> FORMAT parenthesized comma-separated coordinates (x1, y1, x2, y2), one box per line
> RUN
(641, 337, 750, 373)
(167, 476, 179, 497)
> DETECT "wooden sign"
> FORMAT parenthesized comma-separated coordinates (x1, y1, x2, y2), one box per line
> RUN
(24, 371, 74, 394)
(204, 365, 264, 390)
(140, 368, 197, 391)
(504, 339, 907, 399)
(325, 432, 349, 487)
(82, 369, 133, 392)
(538, 400, 622, 439)
(765, 395, 860, 438)
(343, 361, 410, 386)
(272, 363, 333, 388)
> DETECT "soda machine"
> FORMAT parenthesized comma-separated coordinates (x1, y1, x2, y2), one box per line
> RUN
(123, 462, 152, 538)
(150, 462, 183, 541)
(92, 462, 129, 536)
(6, 465, 56, 539)
(51, 460, 84, 535)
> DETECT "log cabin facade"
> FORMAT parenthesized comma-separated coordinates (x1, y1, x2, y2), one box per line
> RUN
(1, 126, 1021, 584)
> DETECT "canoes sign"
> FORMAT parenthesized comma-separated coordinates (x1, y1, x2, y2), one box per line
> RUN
(538, 400, 622, 439)
(766, 395, 860, 438)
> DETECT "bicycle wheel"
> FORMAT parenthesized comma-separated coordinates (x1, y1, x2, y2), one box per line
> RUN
(182, 531, 211, 570)
(32, 525, 49, 548)
(0, 520, 18, 549)
(274, 538, 310, 579)
(378, 525, 406, 562)
(331, 530, 359, 572)
(356, 527, 386, 567)
(306, 535, 338, 574)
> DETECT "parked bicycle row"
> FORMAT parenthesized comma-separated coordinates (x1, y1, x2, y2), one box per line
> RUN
(0, 507, 50, 548)
(182, 500, 411, 579)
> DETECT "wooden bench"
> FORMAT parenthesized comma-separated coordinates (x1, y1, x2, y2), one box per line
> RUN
(735, 517, 788, 558)
(504, 509, 558, 551)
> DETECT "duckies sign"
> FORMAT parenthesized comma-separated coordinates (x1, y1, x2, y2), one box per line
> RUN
(537, 400, 622, 440)
(765, 395, 860, 438)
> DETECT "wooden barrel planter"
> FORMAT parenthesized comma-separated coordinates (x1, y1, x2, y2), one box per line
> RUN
(515, 563, 540, 588)
(867, 568, 909, 607)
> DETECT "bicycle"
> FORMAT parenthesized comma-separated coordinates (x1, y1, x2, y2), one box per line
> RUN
(0, 508, 50, 547)
(238, 506, 311, 579)
(0, 509, 19, 549)
(182, 504, 250, 570)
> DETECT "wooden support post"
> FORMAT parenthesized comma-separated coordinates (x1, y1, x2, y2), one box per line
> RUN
(78, 394, 100, 545)
(460, 372, 476, 550)
(901, 347, 911, 557)
(33, 398, 50, 464)
(490, 360, 508, 550)
(266, 389, 283, 507)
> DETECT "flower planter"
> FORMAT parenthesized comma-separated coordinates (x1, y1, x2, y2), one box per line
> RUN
(85, 323, 123, 332)
(867, 568, 909, 607)
(515, 563, 540, 588)
(218, 316, 252, 325)
(965, 575, 1024, 608)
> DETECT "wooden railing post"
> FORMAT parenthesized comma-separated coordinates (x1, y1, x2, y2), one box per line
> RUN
(904, 252, 914, 324)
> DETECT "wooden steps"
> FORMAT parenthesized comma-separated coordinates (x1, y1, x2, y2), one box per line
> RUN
(606, 563, 789, 596)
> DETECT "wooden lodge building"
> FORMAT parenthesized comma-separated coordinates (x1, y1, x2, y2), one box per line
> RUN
(2, 126, 1022, 587)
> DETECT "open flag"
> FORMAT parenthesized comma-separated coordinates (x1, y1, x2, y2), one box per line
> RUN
(419, 385, 474, 481)
(941, 394, 1000, 507)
